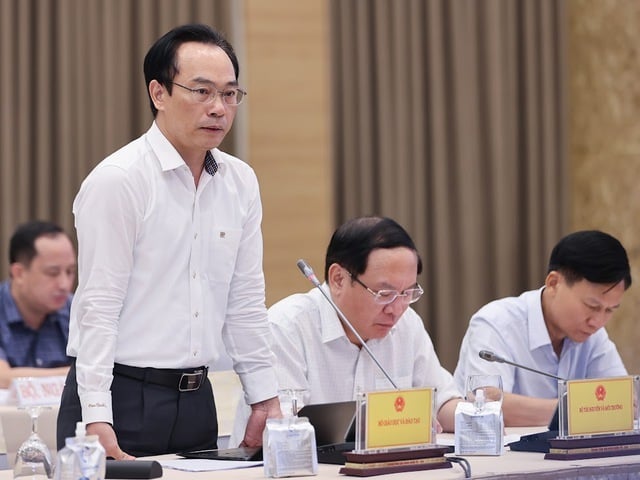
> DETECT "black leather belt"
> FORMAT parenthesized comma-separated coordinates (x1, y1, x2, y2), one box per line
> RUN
(113, 363, 208, 392)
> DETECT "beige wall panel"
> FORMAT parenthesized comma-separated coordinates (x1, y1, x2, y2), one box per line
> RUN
(244, 0, 333, 306)
(568, 0, 640, 374)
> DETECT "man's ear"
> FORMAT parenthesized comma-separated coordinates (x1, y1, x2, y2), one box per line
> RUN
(545, 270, 561, 294)
(327, 263, 347, 290)
(9, 262, 24, 281)
(149, 80, 166, 113)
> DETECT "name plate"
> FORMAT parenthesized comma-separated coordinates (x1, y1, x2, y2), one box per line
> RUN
(567, 376, 635, 436)
(365, 388, 433, 449)
(12, 376, 66, 407)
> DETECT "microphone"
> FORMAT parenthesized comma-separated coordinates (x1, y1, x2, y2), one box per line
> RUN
(297, 259, 321, 287)
(478, 350, 565, 381)
(106, 460, 162, 478)
(296, 259, 398, 389)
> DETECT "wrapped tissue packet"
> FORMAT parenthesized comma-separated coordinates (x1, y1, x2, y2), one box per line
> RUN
(454, 389, 504, 455)
(263, 417, 318, 477)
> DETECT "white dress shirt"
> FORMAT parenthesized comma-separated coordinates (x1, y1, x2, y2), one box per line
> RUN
(230, 285, 461, 445)
(453, 287, 627, 397)
(68, 122, 277, 424)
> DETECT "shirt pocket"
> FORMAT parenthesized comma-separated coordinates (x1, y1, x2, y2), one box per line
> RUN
(203, 228, 243, 285)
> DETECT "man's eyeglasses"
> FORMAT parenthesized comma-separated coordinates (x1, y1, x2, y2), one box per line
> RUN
(170, 81, 247, 106)
(349, 273, 424, 305)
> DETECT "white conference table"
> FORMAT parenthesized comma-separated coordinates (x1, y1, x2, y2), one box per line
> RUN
(142, 451, 640, 480)
(2, 452, 640, 480)
(102, 428, 640, 479)
(3, 420, 640, 479)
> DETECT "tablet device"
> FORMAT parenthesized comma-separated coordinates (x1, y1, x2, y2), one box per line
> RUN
(298, 400, 357, 446)
(178, 446, 263, 462)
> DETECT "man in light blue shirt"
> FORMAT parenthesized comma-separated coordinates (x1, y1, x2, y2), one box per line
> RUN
(454, 230, 631, 426)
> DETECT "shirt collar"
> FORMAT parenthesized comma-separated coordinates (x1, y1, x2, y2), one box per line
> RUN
(313, 285, 347, 343)
(528, 286, 554, 350)
(147, 122, 221, 177)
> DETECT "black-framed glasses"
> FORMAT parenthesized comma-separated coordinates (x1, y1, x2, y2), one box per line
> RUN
(170, 81, 247, 105)
(349, 273, 423, 305)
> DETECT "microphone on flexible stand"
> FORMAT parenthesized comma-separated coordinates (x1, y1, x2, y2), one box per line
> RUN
(296, 259, 398, 390)
(479, 350, 565, 381)
(478, 349, 566, 453)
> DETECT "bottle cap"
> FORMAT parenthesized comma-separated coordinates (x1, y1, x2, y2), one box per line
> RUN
(474, 388, 485, 413)
(75, 421, 87, 438)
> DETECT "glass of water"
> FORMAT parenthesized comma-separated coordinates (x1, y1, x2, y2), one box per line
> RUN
(13, 406, 53, 479)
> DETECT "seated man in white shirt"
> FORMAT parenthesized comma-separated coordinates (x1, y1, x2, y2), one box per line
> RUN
(454, 230, 631, 427)
(232, 216, 461, 445)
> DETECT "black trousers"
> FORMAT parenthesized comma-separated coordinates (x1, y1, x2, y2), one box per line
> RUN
(57, 360, 218, 457)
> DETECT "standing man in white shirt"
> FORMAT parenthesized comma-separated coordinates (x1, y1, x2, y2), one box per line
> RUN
(454, 230, 631, 427)
(231, 216, 461, 445)
(57, 24, 280, 459)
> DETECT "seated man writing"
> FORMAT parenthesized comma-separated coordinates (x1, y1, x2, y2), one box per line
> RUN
(0, 221, 76, 389)
(454, 230, 631, 426)
(232, 216, 461, 444)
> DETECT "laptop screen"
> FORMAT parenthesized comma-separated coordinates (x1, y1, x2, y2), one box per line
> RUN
(297, 400, 357, 446)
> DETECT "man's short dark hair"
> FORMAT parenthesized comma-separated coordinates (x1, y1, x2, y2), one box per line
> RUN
(548, 230, 632, 289)
(143, 23, 239, 117)
(324, 216, 423, 280)
(9, 220, 66, 266)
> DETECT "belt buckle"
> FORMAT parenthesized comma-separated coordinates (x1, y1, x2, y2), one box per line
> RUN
(179, 370, 203, 392)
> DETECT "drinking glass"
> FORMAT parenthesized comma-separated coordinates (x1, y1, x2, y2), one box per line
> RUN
(277, 389, 308, 417)
(466, 374, 503, 411)
(13, 406, 53, 480)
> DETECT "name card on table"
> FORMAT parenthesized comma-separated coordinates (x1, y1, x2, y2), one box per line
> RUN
(12, 376, 66, 407)
(365, 388, 433, 449)
(567, 376, 635, 436)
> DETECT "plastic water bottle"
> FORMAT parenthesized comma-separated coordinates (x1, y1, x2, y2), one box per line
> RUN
(54, 422, 106, 480)
(474, 388, 486, 413)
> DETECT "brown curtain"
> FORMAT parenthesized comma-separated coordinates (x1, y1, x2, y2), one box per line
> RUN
(330, 0, 567, 369)
(0, 0, 238, 278)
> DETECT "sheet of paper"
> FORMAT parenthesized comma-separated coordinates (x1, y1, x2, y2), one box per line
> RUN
(159, 458, 263, 472)
(438, 433, 520, 447)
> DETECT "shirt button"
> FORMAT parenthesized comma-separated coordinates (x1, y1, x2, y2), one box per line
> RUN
(194, 311, 199, 318)
(194, 232, 198, 239)
(36, 358, 43, 367)
(192, 272, 197, 279)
